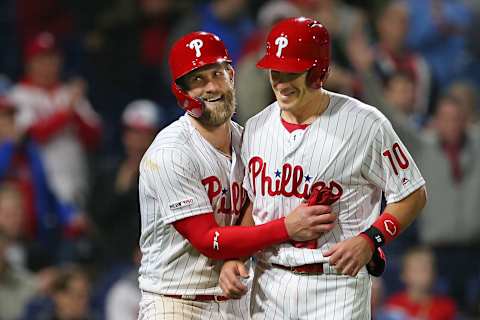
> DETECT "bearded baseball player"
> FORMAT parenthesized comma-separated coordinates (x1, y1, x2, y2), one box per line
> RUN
(219, 17, 427, 319)
(137, 31, 339, 320)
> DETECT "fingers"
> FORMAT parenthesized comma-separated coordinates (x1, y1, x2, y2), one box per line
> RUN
(311, 213, 336, 224)
(219, 262, 248, 299)
(287, 205, 338, 241)
(237, 261, 249, 278)
(310, 213, 337, 232)
(334, 256, 359, 276)
(323, 244, 338, 257)
(219, 277, 246, 298)
(327, 239, 371, 277)
(334, 258, 363, 277)
(307, 204, 332, 215)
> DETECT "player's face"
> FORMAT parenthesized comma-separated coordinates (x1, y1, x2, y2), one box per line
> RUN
(28, 52, 62, 86)
(402, 252, 435, 292)
(269, 70, 317, 112)
(434, 100, 467, 145)
(184, 63, 236, 127)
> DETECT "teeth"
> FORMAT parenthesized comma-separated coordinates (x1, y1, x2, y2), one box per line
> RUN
(205, 96, 222, 102)
(280, 90, 295, 96)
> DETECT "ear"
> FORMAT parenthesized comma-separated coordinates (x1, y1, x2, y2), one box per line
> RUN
(227, 66, 235, 86)
(321, 67, 330, 85)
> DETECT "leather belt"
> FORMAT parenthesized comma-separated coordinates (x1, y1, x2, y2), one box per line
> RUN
(164, 294, 229, 302)
(272, 263, 324, 275)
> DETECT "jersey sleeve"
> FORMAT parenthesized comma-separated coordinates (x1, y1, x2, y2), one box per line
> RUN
(140, 148, 213, 224)
(362, 119, 425, 204)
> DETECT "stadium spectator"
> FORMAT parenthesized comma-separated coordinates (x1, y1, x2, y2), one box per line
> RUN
(352, 55, 480, 307)
(9, 32, 102, 210)
(165, 0, 254, 65)
(383, 246, 457, 320)
(105, 247, 141, 320)
(84, 0, 179, 106)
(405, 0, 472, 90)
(88, 100, 163, 267)
(235, 0, 300, 125)
(0, 228, 38, 320)
(0, 96, 79, 269)
(22, 265, 92, 320)
(446, 80, 478, 125)
(291, 0, 370, 95)
(372, 0, 431, 123)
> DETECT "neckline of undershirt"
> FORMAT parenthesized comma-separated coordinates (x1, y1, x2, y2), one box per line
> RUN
(280, 117, 311, 133)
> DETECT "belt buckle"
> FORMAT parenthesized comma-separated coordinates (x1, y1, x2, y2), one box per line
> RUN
(214, 295, 223, 302)
(181, 294, 196, 300)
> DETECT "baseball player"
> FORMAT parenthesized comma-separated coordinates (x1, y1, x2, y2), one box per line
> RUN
(220, 17, 427, 319)
(137, 31, 338, 320)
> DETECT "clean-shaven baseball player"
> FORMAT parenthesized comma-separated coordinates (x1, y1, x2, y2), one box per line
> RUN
(220, 17, 427, 319)
(137, 31, 338, 320)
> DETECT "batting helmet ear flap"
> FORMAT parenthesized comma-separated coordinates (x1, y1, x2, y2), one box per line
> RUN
(306, 66, 329, 89)
(171, 82, 204, 118)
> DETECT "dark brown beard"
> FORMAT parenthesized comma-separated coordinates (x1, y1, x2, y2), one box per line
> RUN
(198, 89, 236, 127)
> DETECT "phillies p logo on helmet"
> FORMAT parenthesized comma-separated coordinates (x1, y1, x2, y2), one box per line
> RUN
(275, 36, 288, 57)
(188, 39, 204, 57)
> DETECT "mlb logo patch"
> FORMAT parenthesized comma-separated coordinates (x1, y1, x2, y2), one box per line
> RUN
(169, 198, 194, 210)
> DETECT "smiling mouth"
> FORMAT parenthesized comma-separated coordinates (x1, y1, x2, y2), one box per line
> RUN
(279, 89, 296, 97)
(204, 96, 223, 103)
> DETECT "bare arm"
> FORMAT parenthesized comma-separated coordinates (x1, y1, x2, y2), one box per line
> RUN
(324, 186, 427, 277)
(239, 200, 254, 227)
(383, 186, 427, 231)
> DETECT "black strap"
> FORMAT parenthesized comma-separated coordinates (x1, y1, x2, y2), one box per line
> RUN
(362, 226, 385, 249)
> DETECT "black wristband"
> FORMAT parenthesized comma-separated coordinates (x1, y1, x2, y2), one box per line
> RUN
(362, 226, 385, 249)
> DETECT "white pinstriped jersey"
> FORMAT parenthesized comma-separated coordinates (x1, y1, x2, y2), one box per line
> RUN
(138, 115, 246, 295)
(242, 91, 425, 267)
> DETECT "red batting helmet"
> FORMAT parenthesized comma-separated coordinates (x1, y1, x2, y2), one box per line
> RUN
(168, 31, 232, 117)
(257, 17, 330, 89)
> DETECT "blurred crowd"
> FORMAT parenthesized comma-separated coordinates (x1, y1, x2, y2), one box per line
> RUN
(0, 0, 479, 319)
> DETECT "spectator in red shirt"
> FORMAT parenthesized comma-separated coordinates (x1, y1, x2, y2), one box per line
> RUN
(0, 95, 88, 269)
(9, 32, 102, 211)
(383, 246, 457, 320)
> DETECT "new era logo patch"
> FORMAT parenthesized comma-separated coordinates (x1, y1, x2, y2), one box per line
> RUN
(169, 198, 194, 210)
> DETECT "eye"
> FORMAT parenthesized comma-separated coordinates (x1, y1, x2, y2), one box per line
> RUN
(214, 71, 224, 77)
(186, 76, 203, 86)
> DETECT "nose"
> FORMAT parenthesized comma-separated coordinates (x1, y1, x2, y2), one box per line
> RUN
(274, 80, 290, 91)
(204, 78, 220, 93)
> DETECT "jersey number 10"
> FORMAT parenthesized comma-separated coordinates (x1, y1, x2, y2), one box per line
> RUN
(382, 143, 409, 175)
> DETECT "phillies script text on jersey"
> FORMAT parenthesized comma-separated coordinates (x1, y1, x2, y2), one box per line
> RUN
(248, 156, 343, 199)
(202, 176, 246, 215)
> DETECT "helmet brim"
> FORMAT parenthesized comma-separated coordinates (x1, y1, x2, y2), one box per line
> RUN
(256, 55, 313, 73)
